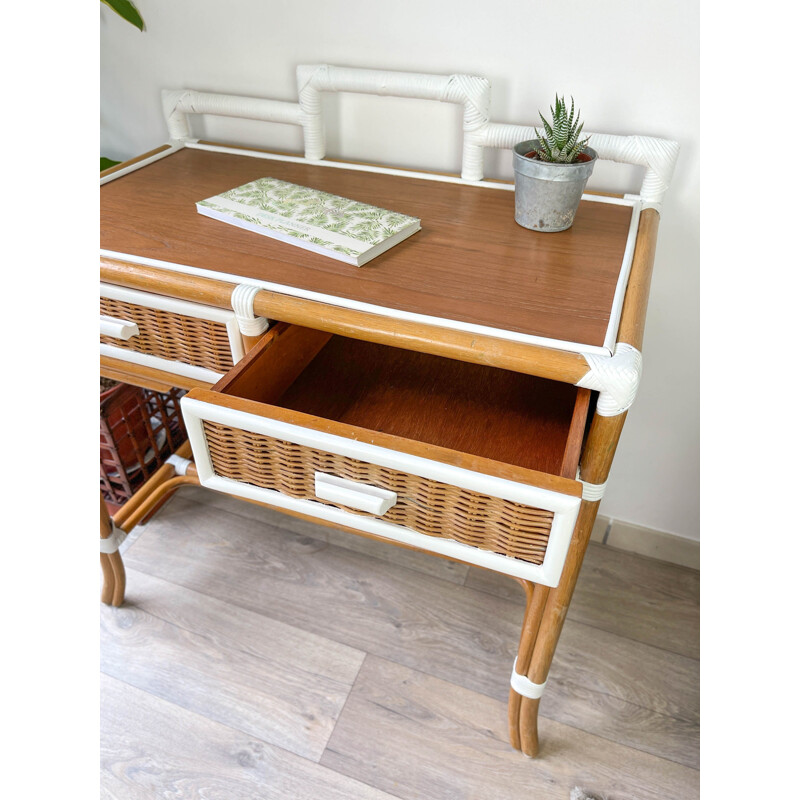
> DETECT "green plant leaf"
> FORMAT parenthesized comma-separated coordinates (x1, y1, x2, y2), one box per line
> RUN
(101, 157, 121, 171)
(534, 94, 590, 162)
(566, 120, 583, 153)
(101, 0, 145, 31)
(538, 112, 554, 141)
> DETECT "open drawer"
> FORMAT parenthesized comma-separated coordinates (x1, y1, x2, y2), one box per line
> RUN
(181, 324, 590, 587)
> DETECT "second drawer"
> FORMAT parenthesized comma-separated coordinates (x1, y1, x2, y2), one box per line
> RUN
(100, 282, 246, 384)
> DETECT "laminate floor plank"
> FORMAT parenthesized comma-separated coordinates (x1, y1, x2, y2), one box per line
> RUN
(100, 569, 365, 761)
(120, 492, 699, 767)
(123, 493, 517, 700)
(182, 486, 470, 585)
(465, 541, 700, 659)
(100, 673, 401, 800)
(544, 623, 698, 768)
(321, 656, 699, 800)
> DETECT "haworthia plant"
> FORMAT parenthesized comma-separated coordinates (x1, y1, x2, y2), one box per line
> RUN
(532, 95, 591, 164)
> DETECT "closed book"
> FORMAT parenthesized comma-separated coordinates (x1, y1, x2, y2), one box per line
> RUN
(197, 177, 421, 266)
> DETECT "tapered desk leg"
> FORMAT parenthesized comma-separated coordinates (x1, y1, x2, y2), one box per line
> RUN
(100, 493, 126, 606)
(508, 501, 601, 756)
(508, 580, 549, 752)
(509, 410, 625, 757)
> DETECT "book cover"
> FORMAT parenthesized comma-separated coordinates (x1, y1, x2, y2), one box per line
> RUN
(197, 177, 421, 266)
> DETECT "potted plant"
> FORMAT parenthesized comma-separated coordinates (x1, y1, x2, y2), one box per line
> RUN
(512, 95, 598, 232)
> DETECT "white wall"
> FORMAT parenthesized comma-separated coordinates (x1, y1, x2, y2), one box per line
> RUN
(101, 0, 700, 541)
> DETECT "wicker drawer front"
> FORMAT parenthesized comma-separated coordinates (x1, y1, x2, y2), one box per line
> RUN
(100, 283, 245, 383)
(204, 420, 555, 566)
(182, 396, 582, 587)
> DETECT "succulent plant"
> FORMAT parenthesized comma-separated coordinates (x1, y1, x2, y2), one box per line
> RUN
(532, 95, 591, 164)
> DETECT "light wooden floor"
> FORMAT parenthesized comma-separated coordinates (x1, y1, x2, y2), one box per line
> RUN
(100, 486, 699, 800)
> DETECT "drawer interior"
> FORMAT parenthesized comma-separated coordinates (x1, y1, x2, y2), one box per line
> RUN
(214, 324, 590, 479)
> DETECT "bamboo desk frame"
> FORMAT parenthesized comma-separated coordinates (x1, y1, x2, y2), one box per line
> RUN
(100, 141, 661, 759)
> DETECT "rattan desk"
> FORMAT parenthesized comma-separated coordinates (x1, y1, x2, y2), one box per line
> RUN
(100, 129, 669, 758)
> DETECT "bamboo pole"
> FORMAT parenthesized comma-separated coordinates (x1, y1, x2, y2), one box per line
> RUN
(100, 144, 174, 178)
(617, 208, 660, 352)
(113, 441, 193, 528)
(508, 581, 550, 751)
(510, 208, 662, 756)
(99, 258, 590, 384)
(116, 474, 200, 532)
(516, 499, 601, 756)
(100, 493, 125, 607)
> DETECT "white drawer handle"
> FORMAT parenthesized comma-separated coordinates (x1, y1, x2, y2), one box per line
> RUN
(100, 314, 140, 341)
(314, 472, 397, 516)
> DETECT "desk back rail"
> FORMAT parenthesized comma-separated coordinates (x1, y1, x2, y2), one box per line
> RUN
(155, 63, 678, 207)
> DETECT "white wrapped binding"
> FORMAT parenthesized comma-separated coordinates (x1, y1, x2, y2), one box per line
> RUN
(296, 64, 491, 180)
(510, 657, 547, 699)
(480, 122, 679, 207)
(230, 284, 270, 338)
(166, 453, 192, 476)
(577, 343, 643, 417)
(161, 89, 302, 141)
(100, 522, 127, 554)
(580, 479, 607, 502)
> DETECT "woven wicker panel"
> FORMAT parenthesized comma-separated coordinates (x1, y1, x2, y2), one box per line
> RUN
(100, 297, 235, 373)
(202, 420, 554, 565)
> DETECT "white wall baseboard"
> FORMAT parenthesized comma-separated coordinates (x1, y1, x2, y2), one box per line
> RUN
(591, 515, 699, 570)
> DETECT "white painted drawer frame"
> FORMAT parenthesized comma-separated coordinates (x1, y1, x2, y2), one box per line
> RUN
(100, 283, 246, 383)
(181, 396, 583, 587)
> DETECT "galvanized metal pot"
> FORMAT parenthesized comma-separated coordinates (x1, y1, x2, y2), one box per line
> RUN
(512, 140, 598, 232)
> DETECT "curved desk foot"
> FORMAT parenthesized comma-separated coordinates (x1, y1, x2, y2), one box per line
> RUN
(507, 499, 602, 757)
(508, 579, 548, 756)
(100, 493, 126, 607)
(100, 443, 199, 606)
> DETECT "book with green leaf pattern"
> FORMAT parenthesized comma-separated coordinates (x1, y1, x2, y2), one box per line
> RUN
(197, 177, 421, 267)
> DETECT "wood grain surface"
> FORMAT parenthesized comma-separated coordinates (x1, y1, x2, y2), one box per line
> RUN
(275, 334, 589, 477)
(100, 148, 634, 348)
(191, 483, 471, 585)
(100, 353, 207, 392)
(109, 489, 700, 777)
(466, 543, 700, 659)
(100, 255, 599, 386)
(101, 674, 399, 800)
(100, 568, 364, 761)
(216, 326, 589, 477)
(321, 656, 698, 800)
(190, 387, 583, 498)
